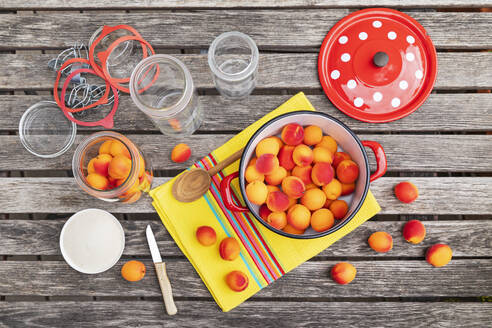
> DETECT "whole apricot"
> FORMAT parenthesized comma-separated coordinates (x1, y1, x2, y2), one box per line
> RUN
(108, 155, 132, 180)
(292, 144, 313, 167)
(336, 160, 359, 184)
(281, 176, 305, 199)
(121, 260, 146, 282)
(282, 224, 305, 235)
(196, 226, 217, 246)
(300, 188, 326, 211)
(333, 152, 351, 169)
(311, 208, 335, 232)
(292, 165, 312, 185)
(311, 162, 334, 186)
(322, 178, 342, 200)
(86, 173, 109, 190)
(171, 143, 191, 163)
(99, 140, 113, 155)
(267, 211, 288, 230)
(278, 145, 296, 170)
(329, 200, 348, 220)
(265, 166, 288, 186)
(403, 220, 426, 244)
(287, 204, 311, 230)
(266, 190, 290, 212)
(331, 262, 356, 285)
(312, 146, 333, 164)
(225, 270, 249, 292)
(281, 123, 304, 146)
(368, 231, 393, 253)
(256, 137, 280, 157)
(93, 153, 112, 177)
(110, 140, 131, 159)
(246, 180, 268, 205)
(259, 204, 272, 221)
(426, 244, 452, 267)
(245, 165, 265, 183)
(303, 125, 323, 145)
(394, 181, 419, 203)
(219, 237, 241, 261)
(317, 136, 338, 154)
(255, 153, 279, 175)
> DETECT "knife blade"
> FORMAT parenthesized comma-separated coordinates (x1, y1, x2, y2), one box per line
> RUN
(146, 225, 177, 315)
(146, 225, 162, 263)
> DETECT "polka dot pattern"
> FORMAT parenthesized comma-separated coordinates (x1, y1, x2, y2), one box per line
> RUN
(372, 20, 382, 28)
(341, 53, 351, 62)
(388, 31, 397, 40)
(354, 97, 364, 107)
(406, 35, 415, 44)
(359, 32, 368, 40)
(339, 36, 348, 44)
(391, 97, 401, 108)
(399, 80, 408, 90)
(347, 79, 356, 89)
(406, 53, 415, 62)
(331, 70, 340, 80)
(373, 92, 383, 102)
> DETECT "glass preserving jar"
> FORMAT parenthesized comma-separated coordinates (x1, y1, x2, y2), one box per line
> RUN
(72, 131, 153, 203)
(130, 54, 202, 136)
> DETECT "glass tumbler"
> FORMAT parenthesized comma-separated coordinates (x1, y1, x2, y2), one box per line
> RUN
(208, 31, 259, 99)
(130, 54, 202, 136)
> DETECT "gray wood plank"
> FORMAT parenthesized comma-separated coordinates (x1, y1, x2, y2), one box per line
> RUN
(2, 53, 491, 90)
(0, 259, 490, 298)
(2, 134, 492, 172)
(3, 94, 492, 132)
(0, 301, 490, 328)
(1, 220, 489, 257)
(3, 0, 492, 9)
(1, 11, 491, 49)
(0, 177, 490, 214)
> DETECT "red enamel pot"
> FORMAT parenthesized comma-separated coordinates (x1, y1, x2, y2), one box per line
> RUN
(220, 111, 387, 239)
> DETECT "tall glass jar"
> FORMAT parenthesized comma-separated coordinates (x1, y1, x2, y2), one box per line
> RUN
(208, 31, 259, 99)
(72, 131, 153, 204)
(130, 54, 202, 136)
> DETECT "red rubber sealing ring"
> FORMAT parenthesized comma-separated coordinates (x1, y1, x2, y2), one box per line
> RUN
(98, 35, 155, 93)
(59, 67, 119, 128)
(88, 25, 144, 79)
(53, 57, 110, 113)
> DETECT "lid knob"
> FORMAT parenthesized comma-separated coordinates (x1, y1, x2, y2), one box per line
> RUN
(373, 51, 389, 68)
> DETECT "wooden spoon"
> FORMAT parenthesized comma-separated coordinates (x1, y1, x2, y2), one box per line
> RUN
(172, 148, 244, 202)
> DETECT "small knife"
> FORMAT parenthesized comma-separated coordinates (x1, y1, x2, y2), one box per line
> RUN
(146, 225, 178, 315)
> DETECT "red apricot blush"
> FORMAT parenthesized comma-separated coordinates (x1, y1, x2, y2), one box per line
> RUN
(281, 176, 306, 199)
(311, 162, 334, 186)
(225, 270, 249, 292)
(336, 160, 359, 184)
(255, 153, 279, 175)
(266, 191, 290, 212)
(171, 143, 191, 163)
(281, 123, 304, 146)
(403, 220, 426, 244)
(331, 262, 356, 285)
(196, 226, 217, 246)
(329, 199, 348, 220)
(394, 181, 419, 203)
(278, 145, 296, 170)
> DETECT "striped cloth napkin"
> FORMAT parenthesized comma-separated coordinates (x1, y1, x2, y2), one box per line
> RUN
(150, 92, 381, 312)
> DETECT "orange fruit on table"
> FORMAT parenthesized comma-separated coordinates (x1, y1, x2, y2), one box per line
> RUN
(331, 262, 356, 285)
(121, 260, 146, 282)
(171, 143, 191, 163)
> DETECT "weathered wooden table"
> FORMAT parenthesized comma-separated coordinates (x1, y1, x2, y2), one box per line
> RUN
(0, 1, 491, 327)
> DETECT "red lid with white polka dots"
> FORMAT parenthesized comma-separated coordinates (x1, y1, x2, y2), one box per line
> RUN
(318, 8, 437, 123)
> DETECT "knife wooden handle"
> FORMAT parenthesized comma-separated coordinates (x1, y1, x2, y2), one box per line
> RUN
(154, 262, 178, 315)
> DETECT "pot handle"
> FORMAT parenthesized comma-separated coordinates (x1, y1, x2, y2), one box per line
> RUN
(361, 140, 387, 182)
(220, 172, 249, 212)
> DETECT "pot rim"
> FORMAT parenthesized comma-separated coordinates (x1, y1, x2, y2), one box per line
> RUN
(238, 110, 370, 239)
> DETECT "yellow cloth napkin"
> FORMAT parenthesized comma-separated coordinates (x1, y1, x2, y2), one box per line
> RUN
(150, 92, 381, 312)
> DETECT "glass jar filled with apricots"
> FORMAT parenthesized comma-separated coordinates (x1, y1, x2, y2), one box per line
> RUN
(72, 131, 153, 203)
